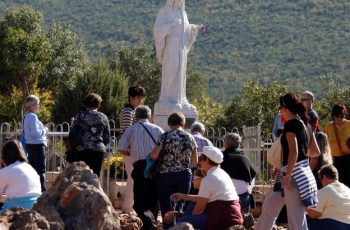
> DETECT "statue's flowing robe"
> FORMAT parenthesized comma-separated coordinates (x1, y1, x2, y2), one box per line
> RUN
(154, 3, 198, 104)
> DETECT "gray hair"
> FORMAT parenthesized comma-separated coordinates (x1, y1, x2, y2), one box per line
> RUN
(135, 106, 152, 119)
(224, 132, 242, 149)
(301, 91, 315, 101)
(191, 122, 205, 134)
(24, 95, 40, 109)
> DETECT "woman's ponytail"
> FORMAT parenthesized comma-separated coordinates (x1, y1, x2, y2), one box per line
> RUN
(297, 101, 308, 125)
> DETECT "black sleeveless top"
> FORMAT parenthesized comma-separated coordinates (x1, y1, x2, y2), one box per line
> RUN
(281, 119, 308, 166)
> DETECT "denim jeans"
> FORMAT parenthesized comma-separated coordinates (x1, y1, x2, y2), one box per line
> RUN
(239, 192, 251, 214)
(26, 143, 46, 192)
(178, 202, 207, 230)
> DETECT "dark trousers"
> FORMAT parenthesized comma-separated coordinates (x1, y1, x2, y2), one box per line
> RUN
(156, 170, 192, 229)
(73, 150, 104, 176)
(26, 143, 46, 192)
(131, 160, 158, 230)
(333, 155, 350, 188)
(307, 217, 350, 230)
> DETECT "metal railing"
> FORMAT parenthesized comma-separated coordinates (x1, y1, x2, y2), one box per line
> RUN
(0, 122, 275, 200)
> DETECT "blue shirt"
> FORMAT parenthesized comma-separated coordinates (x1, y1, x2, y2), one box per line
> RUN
(23, 112, 47, 145)
(192, 132, 213, 153)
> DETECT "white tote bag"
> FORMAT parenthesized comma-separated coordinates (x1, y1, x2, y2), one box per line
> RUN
(267, 136, 282, 169)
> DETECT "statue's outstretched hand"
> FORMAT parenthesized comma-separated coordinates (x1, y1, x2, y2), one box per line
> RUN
(198, 24, 205, 32)
(172, 19, 182, 26)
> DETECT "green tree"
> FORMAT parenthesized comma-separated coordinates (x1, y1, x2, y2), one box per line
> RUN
(217, 81, 288, 135)
(315, 75, 350, 129)
(53, 58, 128, 123)
(0, 7, 51, 96)
(0, 86, 54, 124)
(109, 42, 161, 109)
(40, 22, 89, 92)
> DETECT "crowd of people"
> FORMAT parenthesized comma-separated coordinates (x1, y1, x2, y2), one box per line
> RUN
(1, 87, 350, 230)
(259, 91, 350, 230)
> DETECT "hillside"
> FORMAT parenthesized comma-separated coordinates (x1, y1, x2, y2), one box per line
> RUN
(1, 0, 350, 102)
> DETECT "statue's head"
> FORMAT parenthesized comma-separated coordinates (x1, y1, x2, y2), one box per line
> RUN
(167, 0, 185, 10)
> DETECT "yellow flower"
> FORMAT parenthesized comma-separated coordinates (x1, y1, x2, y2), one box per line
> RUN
(103, 156, 125, 178)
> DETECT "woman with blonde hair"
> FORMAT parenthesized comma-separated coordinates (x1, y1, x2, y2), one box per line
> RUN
(310, 132, 333, 189)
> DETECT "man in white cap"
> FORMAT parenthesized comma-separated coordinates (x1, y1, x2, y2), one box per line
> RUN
(171, 146, 243, 230)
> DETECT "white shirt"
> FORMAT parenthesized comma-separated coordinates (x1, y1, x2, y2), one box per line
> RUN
(198, 166, 239, 203)
(0, 161, 41, 198)
(310, 181, 350, 224)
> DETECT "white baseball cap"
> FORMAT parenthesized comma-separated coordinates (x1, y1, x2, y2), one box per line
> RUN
(202, 146, 223, 164)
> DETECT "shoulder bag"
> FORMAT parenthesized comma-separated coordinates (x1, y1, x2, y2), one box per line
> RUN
(20, 112, 29, 156)
(302, 121, 319, 157)
(141, 123, 166, 179)
(68, 113, 83, 149)
(66, 113, 83, 162)
(267, 136, 283, 169)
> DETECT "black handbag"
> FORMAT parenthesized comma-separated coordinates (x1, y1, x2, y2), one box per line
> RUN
(148, 150, 165, 179)
(68, 125, 82, 148)
(65, 149, 78, 163)
(68, 113, 83, 149)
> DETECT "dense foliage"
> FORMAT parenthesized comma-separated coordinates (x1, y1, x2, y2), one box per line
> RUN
(53, 59, 128, 123)
(1, 0, 349, 101)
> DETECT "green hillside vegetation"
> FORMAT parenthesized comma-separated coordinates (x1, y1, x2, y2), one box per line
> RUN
(1, 0, 350, 102)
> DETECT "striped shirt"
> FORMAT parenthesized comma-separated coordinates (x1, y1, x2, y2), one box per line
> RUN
(119, 104, 135, 132)
(118, 119, 164, 164)
(291, 159, 318, 207)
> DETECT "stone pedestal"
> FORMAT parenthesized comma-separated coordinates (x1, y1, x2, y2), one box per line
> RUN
(154, 100, 198, 131)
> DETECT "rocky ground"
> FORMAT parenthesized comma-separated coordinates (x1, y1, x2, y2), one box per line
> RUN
(115, 210, 288, 230)
(0, 162, 287, 230)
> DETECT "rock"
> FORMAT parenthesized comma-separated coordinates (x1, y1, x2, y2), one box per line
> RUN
(33, 161, 120, 230)
(118, 211, 143, 230)
(33, 204, 64, 230)
(0, 207, 50, 230)
(243, 213, 255, 229)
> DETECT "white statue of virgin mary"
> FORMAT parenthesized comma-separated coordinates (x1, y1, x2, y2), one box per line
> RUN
(154, 0, 204, 106)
